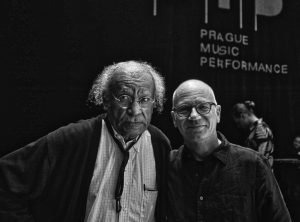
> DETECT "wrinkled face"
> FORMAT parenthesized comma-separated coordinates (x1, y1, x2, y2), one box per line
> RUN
(293, 136, 300, 149)
(171, 81, 221, 144)
(104, 70, 155, 142)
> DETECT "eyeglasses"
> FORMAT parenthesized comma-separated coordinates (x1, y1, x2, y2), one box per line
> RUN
(112, 94, 155, 108)
(173, 102, 216, 118)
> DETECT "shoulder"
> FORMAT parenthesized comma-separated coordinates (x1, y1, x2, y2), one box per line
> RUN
(168, 146, 185, 171)
(219, 132, 263, 162)
(47, 115, 102, 144)
(228, 142, 274, 176)
(225, 143, 273, 188)
(169, 145, 184, 163)
(148, 124, 171, 146)
(216, 142, 272, 183)
(41, 116, 103, 162)
(225, 142, 268, 166)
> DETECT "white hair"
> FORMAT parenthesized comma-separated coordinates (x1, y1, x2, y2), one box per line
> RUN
(88, 60, 166, 113)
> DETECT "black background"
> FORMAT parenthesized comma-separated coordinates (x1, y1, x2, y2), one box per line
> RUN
(3, 0, 300, 159)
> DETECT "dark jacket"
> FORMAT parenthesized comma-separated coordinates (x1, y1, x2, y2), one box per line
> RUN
(0, 115, 171, 222)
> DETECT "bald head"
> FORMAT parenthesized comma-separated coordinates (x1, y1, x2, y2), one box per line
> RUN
(171, 79, 221, 157)
(172, 79, 217, 108)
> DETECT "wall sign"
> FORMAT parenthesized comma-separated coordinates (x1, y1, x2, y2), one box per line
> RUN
(198, 0, 289, 74)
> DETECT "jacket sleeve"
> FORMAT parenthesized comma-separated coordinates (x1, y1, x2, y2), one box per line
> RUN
(0, 137, 51, 222)
(255, 156, 292, 222)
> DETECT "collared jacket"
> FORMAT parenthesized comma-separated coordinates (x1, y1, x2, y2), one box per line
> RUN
(167, 132, 291, 222)
(0, 115, 171, 222)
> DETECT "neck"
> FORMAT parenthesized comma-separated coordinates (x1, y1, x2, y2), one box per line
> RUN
(185, 137, 221, 161)
(104, 117, 139, 145)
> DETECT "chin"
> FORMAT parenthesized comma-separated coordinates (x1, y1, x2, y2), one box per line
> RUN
(124, 127, 146, 138)
(190, 131, 210, 141)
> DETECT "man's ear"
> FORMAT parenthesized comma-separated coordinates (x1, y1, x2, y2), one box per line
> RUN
(171, 111, 178, 128)
(216, 105, 221, 123)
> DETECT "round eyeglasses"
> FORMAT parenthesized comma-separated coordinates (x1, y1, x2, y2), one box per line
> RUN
(173, 102, 216, 118)
(112, 94, 155, 109)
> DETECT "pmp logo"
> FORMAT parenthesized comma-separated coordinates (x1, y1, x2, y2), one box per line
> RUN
(204, 0, 283, 31)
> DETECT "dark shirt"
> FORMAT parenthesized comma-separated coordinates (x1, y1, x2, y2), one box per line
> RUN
(167, 132, 291, 222)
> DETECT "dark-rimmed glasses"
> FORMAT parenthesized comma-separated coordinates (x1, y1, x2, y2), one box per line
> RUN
(112, 94, 155, 109)
(173, 102, 216, 118)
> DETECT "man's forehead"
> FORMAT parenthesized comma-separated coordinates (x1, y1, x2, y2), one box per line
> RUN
(112, 70, 153, 83)
(173, 82, 215, 105)
(110, 69, 154, 93)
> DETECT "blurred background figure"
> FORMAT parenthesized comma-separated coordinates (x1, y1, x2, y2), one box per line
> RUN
(232, 100, 274, 168)
(292, 134, 300, 158)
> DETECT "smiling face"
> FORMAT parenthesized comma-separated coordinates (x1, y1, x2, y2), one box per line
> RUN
(103, 65, 155, 142)
(171, 80, 221, 145)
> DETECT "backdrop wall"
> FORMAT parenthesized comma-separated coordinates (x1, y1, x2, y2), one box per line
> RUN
(4, 0, 300, 158)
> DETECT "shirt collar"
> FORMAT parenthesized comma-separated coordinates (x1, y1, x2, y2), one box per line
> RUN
(111, 126, 140, 152)
(182, 131, 229, 165)
(210, 132, 230, 164)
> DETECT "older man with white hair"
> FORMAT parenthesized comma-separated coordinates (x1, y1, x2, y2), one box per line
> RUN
(0, 60, 171, 222)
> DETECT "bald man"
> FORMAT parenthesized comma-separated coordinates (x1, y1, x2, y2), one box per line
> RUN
(167, 79, 291, 222)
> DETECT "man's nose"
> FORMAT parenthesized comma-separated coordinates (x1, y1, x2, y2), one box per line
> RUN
(127, 101, 142, 115)
(188, 107, 201, 120)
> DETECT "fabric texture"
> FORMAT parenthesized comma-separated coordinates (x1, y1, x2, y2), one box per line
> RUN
(84, 119, 157, 222)
(245, 118, 274, 167)
(0, 115, 171, 222)
(167, 132, 291, 222)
